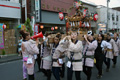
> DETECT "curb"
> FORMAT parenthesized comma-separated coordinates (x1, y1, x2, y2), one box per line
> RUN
(0, 58, 22, 64)
(0, 54, 22, 64)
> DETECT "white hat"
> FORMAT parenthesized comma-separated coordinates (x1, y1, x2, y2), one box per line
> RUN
(87, 30, 92, 36)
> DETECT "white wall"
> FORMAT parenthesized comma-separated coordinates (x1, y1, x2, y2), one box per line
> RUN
(0, 1, 21, 19)
(97, 7, 120, 30)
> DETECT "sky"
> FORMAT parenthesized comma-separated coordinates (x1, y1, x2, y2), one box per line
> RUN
(86, 0, 120, 8)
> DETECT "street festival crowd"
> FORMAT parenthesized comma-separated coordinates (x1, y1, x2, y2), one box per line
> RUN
(19, 30, 120, 80)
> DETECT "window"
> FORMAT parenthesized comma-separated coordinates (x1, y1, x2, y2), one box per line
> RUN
(117, 15, 119, 21)
(108, 13, 110, 20)
(112, 14, 114, 21)
(113, 22, 115, 25)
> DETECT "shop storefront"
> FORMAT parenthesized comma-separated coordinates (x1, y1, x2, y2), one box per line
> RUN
(0, 1, 21, 54)
(37, 10, 66, 34)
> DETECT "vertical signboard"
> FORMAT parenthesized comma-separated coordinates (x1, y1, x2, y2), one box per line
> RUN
(31, 16, 35, 32)
(0, 24, 4, 49)
(34, 24, 39, 35)
(22, 0, 26, 7)
(35, 0, 41, 22)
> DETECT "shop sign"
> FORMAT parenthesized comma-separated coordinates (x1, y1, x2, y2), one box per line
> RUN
(35, 0, 41, 22)
(0, 24, 4, 49)
(35, 0, 40, 10)
(34, 24, 39, 35)
(42, 4, 45, 8)
(47, 5, 50, 9)
(53, 6, 56, 10)
(22, 0, 26, 7)
(31, 16, 35, 31)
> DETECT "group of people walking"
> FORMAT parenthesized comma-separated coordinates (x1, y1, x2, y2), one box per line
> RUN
(19, 30, 120, 80)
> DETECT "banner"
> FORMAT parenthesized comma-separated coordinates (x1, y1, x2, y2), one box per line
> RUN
(0, 24, 4, 49)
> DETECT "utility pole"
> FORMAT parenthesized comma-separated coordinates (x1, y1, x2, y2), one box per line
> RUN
(25, 0, 27, 21)
(106, 0, 110, 33)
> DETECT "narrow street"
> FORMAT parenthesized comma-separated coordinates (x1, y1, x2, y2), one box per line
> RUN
(0, 57, 120, 80)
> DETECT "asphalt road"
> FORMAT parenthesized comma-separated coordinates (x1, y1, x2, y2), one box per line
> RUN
(0, 57, 120, 80)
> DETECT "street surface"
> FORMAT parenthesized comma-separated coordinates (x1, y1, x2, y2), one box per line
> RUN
(0, 57, 120, 80)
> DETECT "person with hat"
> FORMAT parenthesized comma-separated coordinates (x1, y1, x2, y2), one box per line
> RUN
(83, 31, 98, 80)
(18, 35, 23, 56)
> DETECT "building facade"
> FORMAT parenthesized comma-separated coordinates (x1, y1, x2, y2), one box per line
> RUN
(0, 0, 21, 54)
(22, 0, 97, 34)
(0, 0, 21, 29)
(97, 6, 120, 33)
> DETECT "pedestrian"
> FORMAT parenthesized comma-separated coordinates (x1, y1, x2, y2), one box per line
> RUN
(83, 33, 97, 80)
(66, 31, 83, 80)
(40, 33, 52, 80)
(112, 33, 120, 68)
(20, 30, 39, 80)
(105, 33, 118, 72)
(18, 36, 22, 56)
(94, 34, 104, 79)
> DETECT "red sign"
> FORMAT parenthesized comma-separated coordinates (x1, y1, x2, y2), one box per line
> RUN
(94, 14, 98, 21)
(59, 12, 64, 21)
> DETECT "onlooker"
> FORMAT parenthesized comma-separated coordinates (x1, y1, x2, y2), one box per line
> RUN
(18, 36, 22, 56)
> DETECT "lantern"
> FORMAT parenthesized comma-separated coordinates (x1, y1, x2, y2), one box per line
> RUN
(75, 2, 79, 8)
(59, 12, 64, 21)
(79, 21, 82, 27)
(2, 24, 6, 29)
(40, 25, 44, 29)
(94, 14, 98, 21)
(66, 22, 69, 28)
(89, 23, 91, 29)
(83, 9, 88, 17)
(55, 26, 58, 30)
(51, 27, 54, 31)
